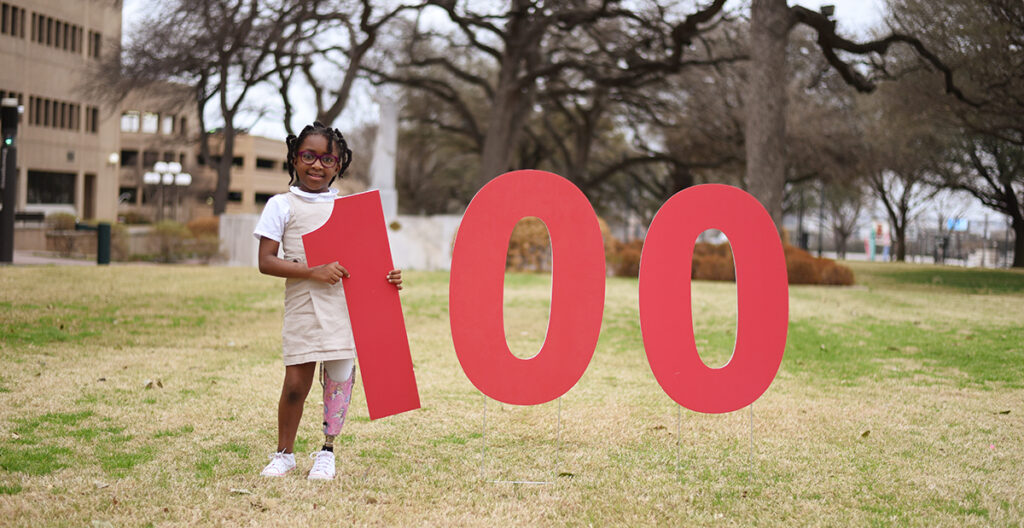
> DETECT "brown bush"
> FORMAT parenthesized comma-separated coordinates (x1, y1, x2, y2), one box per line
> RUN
(694, 242, 732, 259)
(187, 216, 220, 238)
(46, 212, 77, 231)
(819, 261, 855, 285)
(611, 239, 644, 277)
(693, 255, 736, 281)
(786, 254, 821, 285)
(506, 216, 551, 272)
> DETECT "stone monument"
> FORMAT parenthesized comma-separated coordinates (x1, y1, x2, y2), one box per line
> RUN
(368, 96, 400, 220)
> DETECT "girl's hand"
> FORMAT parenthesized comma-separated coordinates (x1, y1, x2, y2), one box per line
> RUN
(310, 262, 349, 284)
(387, 269, 403, 290)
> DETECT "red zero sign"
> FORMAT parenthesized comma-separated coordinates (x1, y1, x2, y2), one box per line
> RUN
(304, 171, 788, 419)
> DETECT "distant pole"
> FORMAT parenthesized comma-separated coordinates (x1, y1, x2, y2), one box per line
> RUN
(1, 98, 20, 264)
(1006, 216, 1012, 268)
(817, 179, 825, 258)
(982, 214, 988, 268)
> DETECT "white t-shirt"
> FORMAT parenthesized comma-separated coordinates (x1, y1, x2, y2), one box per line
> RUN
(253, 186, 339, 242)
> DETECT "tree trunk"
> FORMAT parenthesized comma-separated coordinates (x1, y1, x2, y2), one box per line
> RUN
(212, 123, 235, 216)
(894, 221, 907, 262)
(745, 0, 792, 228)
(832, 227, 848, 260)
(1012, 213, 1024, 268)
(476, 3, 540, 189)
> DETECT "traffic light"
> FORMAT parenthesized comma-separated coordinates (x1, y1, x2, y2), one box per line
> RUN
(1, 99, 17, 147)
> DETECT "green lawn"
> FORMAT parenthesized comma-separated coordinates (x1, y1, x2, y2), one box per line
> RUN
(0, 262, 1021, 526)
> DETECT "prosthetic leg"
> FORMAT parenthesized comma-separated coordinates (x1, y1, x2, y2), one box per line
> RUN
(320, 360, 356, 452)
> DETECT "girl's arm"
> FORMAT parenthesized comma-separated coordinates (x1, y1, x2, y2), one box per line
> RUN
(258, 236, 349, 284)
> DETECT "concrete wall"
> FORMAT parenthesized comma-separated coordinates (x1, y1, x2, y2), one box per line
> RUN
(217, 212, 463, 271)
(388, 215, 462, 271)
(219, 213, 259, 267)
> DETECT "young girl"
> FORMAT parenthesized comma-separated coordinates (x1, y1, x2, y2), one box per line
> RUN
(253, 121, 402, 480)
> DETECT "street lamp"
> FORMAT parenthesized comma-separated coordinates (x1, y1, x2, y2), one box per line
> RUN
(143, 161, 191, 222)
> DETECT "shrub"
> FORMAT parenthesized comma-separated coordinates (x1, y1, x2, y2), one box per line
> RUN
(186, 216, 219, 238)
(153, 221, 190, 262)
(110, 223, 130, 262)
(786, 254, 821, 285)
(611, 240, 644, 277)
(506, 217, 551, 272)
(119, 211, 151, 225)
(693, 254, 735, 281)
(820, 261, 855, 285)
(46, 212, 77, 231)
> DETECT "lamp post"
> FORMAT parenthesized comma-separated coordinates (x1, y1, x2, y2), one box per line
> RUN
(143, 161, 191, 222)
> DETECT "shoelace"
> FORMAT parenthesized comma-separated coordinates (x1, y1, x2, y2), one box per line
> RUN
(309, 452, 333, 474)
(266, 452, 292, 472)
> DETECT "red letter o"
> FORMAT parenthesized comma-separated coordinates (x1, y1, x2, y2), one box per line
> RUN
(450, 170, 606, 405)
(639, 184, 788, 413)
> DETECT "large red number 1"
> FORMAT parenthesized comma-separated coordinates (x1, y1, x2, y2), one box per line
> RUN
(449, 170, 606, 405)
(639, 184, 788, 413)
(303, 190, 421, 420)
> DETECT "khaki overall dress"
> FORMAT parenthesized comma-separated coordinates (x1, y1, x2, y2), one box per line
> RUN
(280, 192, 356, 366)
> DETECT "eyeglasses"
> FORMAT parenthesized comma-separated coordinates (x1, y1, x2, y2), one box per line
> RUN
(297, 150, 339, 168)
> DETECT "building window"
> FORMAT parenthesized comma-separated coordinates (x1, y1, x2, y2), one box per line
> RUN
(256, 158, 275, 169)
(120, 111, 140, 132)
(142, 150, 159, 168)
(120, 149, 139, 167)
(27, 170, 75, 204)
(2, 3, 26, 38)
(118, 187, 138, 204)
(85, 106, 98, 133)
(179, 117, 187, 136)
(87, 30, 101, 58)
(255, 193, 273, 205)
(141, 112, 158, 133)
(228, 191, 243, 202)
(161, 115, 174, 135)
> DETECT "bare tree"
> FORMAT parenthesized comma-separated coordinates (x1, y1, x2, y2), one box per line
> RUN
(824, 181, 866, 260)
(101, 0, 315, 215)
(885, 0, 1024, 266)
(744, 0, 968, 228)
(271, 0, 422, 135)
(367, 0, 736, 189)
(939, 136, 1024, 266)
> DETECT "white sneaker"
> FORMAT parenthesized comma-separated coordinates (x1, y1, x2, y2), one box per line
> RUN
(260, 451, 295, 477)
(307, 450, 335, 481)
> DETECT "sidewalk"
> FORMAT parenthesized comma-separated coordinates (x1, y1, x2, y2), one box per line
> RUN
(8, 250, 95, 266)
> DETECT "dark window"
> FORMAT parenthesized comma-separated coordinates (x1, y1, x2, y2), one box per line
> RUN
(120, 149, 139, 167)
(255, 193, 273, 204)
(233, 156, 243, 167)
(118, 186, 137, 204)
(87, 106, 98, 133)
(228, 191, 242, 202)
(27, 170, 75, 204)
(163, 151, 176, 162)
(256, 158, 275, 169)
(142, 150, 159, 167)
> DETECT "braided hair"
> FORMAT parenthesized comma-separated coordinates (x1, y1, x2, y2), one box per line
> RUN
(285, 121, 354, 187)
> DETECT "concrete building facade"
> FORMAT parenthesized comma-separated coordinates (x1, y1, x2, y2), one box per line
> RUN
(0, 0, 122, 221)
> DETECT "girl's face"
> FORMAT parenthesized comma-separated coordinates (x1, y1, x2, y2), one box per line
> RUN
(294, 134, 339, 193)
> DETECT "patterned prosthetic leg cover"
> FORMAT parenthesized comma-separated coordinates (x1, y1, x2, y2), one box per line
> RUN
(322, 363, 356, 436)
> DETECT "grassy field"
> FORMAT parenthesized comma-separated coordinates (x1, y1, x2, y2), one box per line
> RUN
(0, 261, 1022, 526)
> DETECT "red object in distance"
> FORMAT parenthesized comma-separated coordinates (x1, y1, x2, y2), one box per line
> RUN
(449, 170, 606, 405)
(639, 184, 788, 414)
(303, 190, 421, 420)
